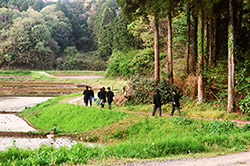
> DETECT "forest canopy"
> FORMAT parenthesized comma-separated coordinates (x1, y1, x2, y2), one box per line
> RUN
(0, 0, 137, 70)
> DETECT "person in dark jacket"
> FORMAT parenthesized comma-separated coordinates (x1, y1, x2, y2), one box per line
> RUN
(170, 90, 181, 116)
(98, 87, 106, 108)
(106, 87, 114, 109)
(83, 86, 90, 106)
(89, 87, 94, 106)
(152, 89, 162, 117)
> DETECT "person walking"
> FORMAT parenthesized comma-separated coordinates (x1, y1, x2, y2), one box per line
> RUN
(170, 90, 181, 116)
(152, 89, 162, 117)
(106, 87, 114, 109)
(83, 86, 90, 106)
(98, 87, 106, 108)
(89, 87, 94, 106)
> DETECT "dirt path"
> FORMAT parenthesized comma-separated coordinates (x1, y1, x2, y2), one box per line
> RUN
(36, 71, 55, 78)
(120, 151, 250, 166)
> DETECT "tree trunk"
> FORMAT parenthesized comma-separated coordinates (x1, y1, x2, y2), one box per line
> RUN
(185, 4, 191, 75)
(197, 10, 204, 104)
(227, 0, 235, 112)
(154, 18, 160, 82)
(205, 21, 209, 65)
(204, 19, 209, 99)
(190, 12, 198, 75)
(212, 17, 217, 66)
(208, 18, 212, 66)
(167, 13, 173, 87)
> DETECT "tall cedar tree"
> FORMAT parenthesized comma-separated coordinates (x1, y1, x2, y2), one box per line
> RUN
(227, 0, 235, 112)
(185, 3, 191, 75)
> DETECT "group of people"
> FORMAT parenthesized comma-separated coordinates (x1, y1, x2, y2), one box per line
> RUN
(83, 85, 180, 115)
(82, 86, 114, 109)
(152, 89, 181, 117)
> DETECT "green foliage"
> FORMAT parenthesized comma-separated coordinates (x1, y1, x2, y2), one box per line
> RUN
(0, 144, 102, 165)
(55, 46, 107, 71)
(0, 0, 137, 70)
(106, 117, 249, 158)
(127, 75, 172, 105)
(238, 93, 250, 114)
(200, 119, 238, 135)
(107, 48, 160, 77)
(236, 60, 250, 114)
(205, 62, 228, 103)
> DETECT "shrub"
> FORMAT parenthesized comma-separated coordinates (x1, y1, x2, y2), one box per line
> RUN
(55, 47, 107, 71)
(238, 93, 250, 114)
(236, 60, 250, 114)
(127, 75, 172, 105)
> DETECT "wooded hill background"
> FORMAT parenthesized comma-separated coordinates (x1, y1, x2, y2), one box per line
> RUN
(0, 0, 249, 113)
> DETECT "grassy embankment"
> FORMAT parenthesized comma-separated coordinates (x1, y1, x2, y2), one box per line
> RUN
(0, 93, 249, 165)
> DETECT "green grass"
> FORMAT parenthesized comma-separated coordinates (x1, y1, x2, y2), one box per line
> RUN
(21, 95, 128, 133)
(47, 70, 106, 75)
(1, 116, 250, 165)
(0, 70, 32, 76)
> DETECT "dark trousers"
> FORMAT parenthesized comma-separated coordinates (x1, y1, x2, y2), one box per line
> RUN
(171, 105, 181, 116)
(108, 101, 112, 109)
(152, 105, 162, 116)
(89, 96, 93, 106)
(84, 99, 88, 106)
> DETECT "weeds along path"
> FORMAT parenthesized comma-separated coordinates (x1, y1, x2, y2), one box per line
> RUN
(67, 96, 250, 126)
